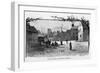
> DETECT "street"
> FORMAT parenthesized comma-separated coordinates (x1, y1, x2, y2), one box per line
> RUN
(27, 41, 89, 57)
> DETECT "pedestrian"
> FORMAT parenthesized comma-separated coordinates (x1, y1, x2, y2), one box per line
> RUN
(69, 42, 72, 50)
(61, 41, 63, 45)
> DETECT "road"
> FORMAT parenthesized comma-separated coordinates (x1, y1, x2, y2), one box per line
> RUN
(27, 41, 89, 57)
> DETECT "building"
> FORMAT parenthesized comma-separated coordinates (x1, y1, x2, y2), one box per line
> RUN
(70, 26, 78, 41)
(47, 28, 53, 37)
(71, 21, 83, 41)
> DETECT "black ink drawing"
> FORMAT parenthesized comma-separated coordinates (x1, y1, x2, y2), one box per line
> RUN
(25, 11, 90, 57)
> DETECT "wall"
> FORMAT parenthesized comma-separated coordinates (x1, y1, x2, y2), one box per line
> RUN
(0, 0, 100, 73)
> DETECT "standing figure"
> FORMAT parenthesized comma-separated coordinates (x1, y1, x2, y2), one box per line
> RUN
(61, 41, 63, 45)
(69, 42, 72, 50)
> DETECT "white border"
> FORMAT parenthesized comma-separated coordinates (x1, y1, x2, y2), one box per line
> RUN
(11, 2, 97, 71)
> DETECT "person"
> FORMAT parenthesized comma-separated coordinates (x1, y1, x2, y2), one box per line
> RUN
(69, 42, 72, 50)
(55, 41, 58, 46)
(61, 41, 63, 45)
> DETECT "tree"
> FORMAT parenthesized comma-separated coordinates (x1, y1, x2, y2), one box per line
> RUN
(26, 17, 39, 34)
(51, 16, 67, 45)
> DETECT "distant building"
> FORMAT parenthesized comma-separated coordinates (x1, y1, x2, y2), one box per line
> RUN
(52, 27, 78, 42)
(48, 28, 52, 34)
(71, 21, 83, 41)
(47, 28, 53, 37)
(70, 26, 78, 41)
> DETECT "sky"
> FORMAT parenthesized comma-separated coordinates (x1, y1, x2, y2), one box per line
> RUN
(25, 11, 91, 33)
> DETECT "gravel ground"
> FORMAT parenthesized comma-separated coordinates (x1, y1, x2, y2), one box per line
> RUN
(27, 41, 89, 57)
